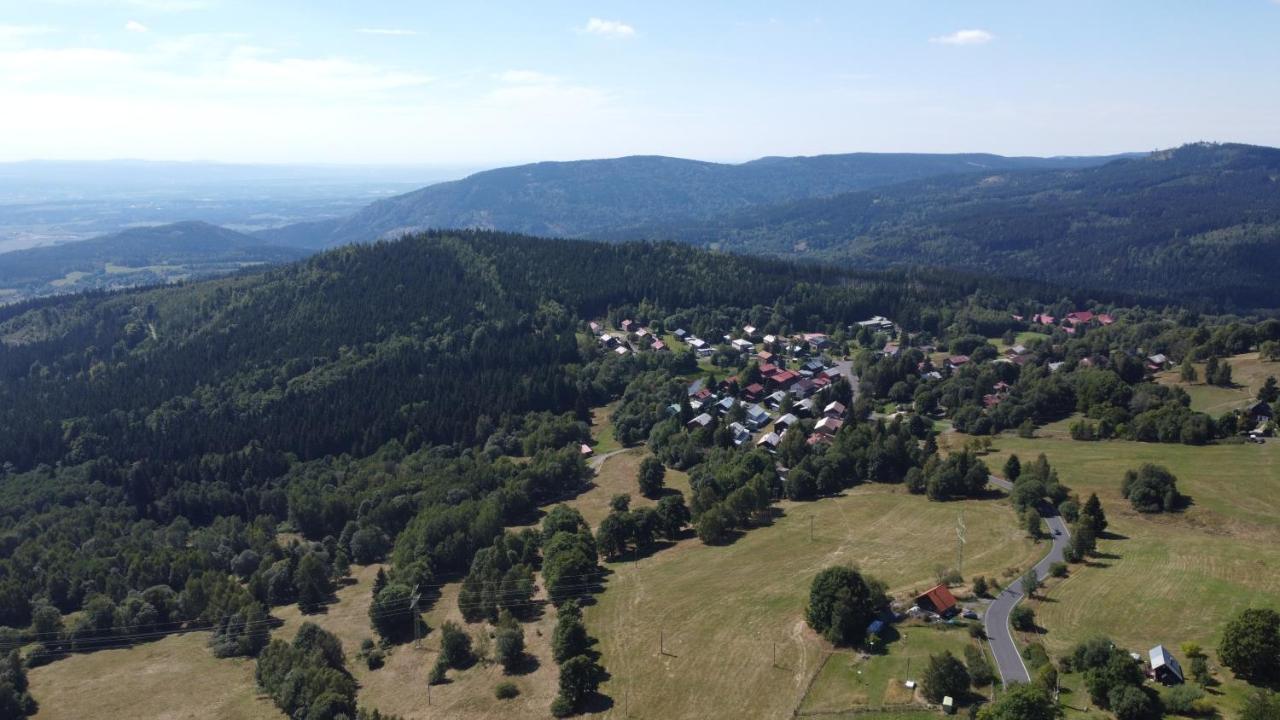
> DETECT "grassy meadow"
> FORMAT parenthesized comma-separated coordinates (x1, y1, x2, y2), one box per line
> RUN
(945, 418, 1280, 718)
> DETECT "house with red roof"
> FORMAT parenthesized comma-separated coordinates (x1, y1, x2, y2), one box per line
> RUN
(768, 370, 800, 389)
(915, 583, 958, 617)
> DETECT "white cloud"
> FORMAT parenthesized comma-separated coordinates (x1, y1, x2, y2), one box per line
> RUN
(496, 70, 558, 85)
(125, 20, 149, 33)
(930, 29, 994, 46)
(356, 28, 418, 36)
(579, 18, 635, 37)
(0, 36, 432, 100)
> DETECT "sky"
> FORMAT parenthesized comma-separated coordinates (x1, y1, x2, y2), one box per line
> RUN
(2, 0, 1280, 165)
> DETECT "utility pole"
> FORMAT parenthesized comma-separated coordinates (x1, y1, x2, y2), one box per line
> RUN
(411, 584, 422, 649)
(659, 628, 664, 656)
(956, 512, 967, 577)
(810, 515, 814, 542)
(772, 641, 777, 668)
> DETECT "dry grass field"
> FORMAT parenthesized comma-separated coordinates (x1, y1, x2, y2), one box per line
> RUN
(1156, 351, 1278, 415)
(27, 631, 283, 720)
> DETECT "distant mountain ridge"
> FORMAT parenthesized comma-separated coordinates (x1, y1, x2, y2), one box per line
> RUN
(627, 142, 1280, 309)
(0, 221, 308, 303)
(256, 151, 1133, 248)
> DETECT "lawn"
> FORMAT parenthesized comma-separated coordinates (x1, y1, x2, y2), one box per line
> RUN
(1156, 351, 1278, 415)
(571, 448, 692, 529)
(588, 400, 623, 454)
(799, 623, 993, 715)
(27, 631, 282, 720)
(950, 426, 1280, 718)
(582, 484, 1039, 720)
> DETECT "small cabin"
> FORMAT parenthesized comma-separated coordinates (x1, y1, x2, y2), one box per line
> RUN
(1149, 645, 1185, 685)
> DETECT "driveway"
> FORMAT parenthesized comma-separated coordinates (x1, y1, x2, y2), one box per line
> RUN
(982, 475, 1071, 685)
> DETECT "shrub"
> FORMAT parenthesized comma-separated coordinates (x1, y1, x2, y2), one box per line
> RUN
(1049, 562, 1068, 578)
(495, 682, 519, 700)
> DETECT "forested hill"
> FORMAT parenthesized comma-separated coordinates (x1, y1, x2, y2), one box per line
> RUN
(255, 152, 1127, 249)
(0, 230, 933, 474)
(629, 142, 1280, 310)
(0, 221, 308, 303)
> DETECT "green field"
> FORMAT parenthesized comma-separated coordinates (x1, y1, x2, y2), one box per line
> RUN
(799, 623, 993, 715)
(948, 422, 1280, 718)
(583, 481, 1039, 720)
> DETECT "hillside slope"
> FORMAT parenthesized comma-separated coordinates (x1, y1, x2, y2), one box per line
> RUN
(633, 143, 1280, 309)
(255, 152, 1127, 248)
(0, 221, 309, 303)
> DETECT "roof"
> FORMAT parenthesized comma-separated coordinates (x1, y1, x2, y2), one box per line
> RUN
(867, 619, 885, 635)
(756, 432, 781, 447)
(777, 413, 799, 426)
(824, 401, 846, 414)
(688, 413, 713, 427)
(815, 417, 844, 434)
(947, 355, 970, 366)
(747, 404, 769, 418)
(1149, 645, 1185, 680)
(915, 584, 958, 615)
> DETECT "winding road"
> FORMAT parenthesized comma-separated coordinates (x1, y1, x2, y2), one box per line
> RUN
(982, 475, 1071, 685)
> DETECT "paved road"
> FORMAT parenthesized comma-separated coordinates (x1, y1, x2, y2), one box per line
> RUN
(983, 475, 1071, 685)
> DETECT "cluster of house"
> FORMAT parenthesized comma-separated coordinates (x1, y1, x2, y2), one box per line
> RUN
(592, 320, 668, 355)
(676, 343, 848, 449)
(1019, 309, 1116, 335)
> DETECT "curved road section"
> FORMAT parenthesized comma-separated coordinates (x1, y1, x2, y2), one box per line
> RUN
(983, 476, 1071, 685)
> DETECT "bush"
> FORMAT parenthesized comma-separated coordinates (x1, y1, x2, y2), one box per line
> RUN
(971, 576, 989, 597)
(1163, 684, 1208, 716)
(921, 651, 970, 703)
(494, 682, 520, 700)
(1011, 605, 1036, 631)
(965, 644, 995, 688)
(1121, 464, 1182, 513)
(1049, 562, 1068, 578)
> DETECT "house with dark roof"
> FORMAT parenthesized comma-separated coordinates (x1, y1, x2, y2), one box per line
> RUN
(745, 404, 770, 429)
(743, 383, 766, 402)
(824, 401, 846, 419)
(756, 432, 780, 450)
(1247, 400, 1274, 424)
(1149, 645, 1185, 685)
(729, 422, 751, 446)
(914, 584, 958, 617)
(775, 413, 799, 432)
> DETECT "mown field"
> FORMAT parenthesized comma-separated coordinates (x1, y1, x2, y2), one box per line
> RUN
(582, 458, 1039, 720)
(798, 623, 995, 716)
(27, 630, 282, 720)
(947, 418, 1280, 718)
(1156, 351, 1276, 415)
